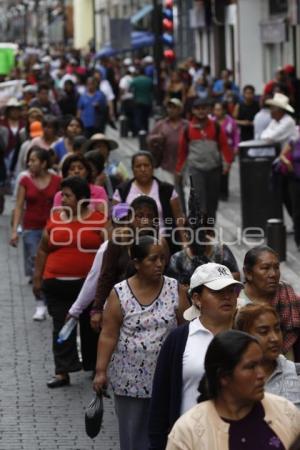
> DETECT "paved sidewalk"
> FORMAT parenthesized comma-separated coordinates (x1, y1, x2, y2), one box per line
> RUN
(0, 203, 119, 450)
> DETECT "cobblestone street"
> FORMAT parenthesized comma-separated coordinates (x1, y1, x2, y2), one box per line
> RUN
(0, 201, 119, 450)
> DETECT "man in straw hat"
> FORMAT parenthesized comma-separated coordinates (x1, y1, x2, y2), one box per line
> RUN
(261, 93, 298, 148)
(261, 92, 299, 221)
(85, 133, 122, 201)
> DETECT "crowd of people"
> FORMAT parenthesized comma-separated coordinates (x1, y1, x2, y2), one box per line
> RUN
(0, 46, 300, 449)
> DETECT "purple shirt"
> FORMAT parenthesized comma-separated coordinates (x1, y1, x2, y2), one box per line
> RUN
(223, 402, 285, 450)
(290, 138, 300, 178)
(221, 115, 240, 152)
(211, 115, 240, 155)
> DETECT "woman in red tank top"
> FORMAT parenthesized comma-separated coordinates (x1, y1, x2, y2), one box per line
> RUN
(33, 176, 106, 388)
(10, 146, 61, 320)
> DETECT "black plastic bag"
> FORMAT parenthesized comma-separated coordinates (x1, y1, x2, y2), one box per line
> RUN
(85, 393, 104, 438)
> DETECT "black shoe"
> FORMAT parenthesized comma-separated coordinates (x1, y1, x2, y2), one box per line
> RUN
(47, 375, 70, 388)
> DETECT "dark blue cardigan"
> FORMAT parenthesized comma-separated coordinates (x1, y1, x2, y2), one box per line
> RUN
(149, 323, 190, 450)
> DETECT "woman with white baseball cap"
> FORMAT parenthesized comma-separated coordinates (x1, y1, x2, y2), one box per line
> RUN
(149, 262, 243, 450)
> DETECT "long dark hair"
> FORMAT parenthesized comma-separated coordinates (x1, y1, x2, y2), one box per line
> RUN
(198, 330, 259, 403)
(26, 146, 51, 169)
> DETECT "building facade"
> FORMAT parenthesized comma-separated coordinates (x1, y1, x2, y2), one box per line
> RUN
(1, 0, 300, 95)
(177, 0, 300, 93)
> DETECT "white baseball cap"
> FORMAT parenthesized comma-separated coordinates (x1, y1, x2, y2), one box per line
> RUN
(143, 55, 153, 64)
(124, 58, 132, 66)
(184, 263, 243, 321)
(128, 66, 136, 74)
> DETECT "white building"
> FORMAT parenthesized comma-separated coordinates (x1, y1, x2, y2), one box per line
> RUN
(184, 0, 300, 93)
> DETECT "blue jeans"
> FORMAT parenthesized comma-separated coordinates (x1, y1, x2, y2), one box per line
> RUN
(22, 229, 43, 278)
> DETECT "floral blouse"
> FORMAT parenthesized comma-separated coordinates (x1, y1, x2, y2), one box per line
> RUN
(109, 276, 179, 398)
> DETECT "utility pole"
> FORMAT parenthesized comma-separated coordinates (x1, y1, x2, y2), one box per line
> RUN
(152, 0, 163, 106)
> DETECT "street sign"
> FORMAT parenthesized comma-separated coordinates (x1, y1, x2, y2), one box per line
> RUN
(260, 19, 286, 43)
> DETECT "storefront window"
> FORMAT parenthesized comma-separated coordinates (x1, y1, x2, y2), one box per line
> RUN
(269, 0, 288, 15)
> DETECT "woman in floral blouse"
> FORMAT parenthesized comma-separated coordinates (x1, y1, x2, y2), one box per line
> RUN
(93, 235, 189, 450)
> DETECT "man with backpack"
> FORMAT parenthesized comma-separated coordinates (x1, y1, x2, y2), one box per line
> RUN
(176, 97, 232, 221)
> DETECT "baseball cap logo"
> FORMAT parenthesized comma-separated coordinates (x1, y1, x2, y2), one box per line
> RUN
(217, 267, 228, 276)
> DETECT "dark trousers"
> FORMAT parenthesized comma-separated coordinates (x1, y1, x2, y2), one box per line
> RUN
(79, 304, 98, 371)
(134, 103, 151, 133)
(288, 177, 300, 246)
(43, 278, 98, 374)
(85, 127, 98, 139)
(121, 99, 136, 135)
(84, 118, 106, 138)
(190, 167, 222, 221)
(114, 395, 151, 450)
(220, 172, 229, 200)
(282, 174, 293, 219)
(293, 333, 300, 362)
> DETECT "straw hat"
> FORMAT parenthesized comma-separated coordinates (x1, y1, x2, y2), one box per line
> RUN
(266, 93, 294, 114)
(85, 133, 119, 152)
(167, 98, 183, 109)
(6, 97, 22, 108)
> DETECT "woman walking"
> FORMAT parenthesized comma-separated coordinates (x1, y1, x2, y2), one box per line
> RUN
(149, 263, 243, 450)
(167, 330, 300, 450)
(93, 235, 189, 450)
(235, 303, 300, 407)
(213, 101, 239, 200)
(240, 245, 300, 360)
(53, 153, 108, 214)
(10, 147, 61, 320)
(114, 151, 186, 251)
(53, 116, 84, 163)
(33, 177, 106, 386)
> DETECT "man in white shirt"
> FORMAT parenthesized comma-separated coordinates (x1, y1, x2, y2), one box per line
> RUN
(119, 66, 136, 135)
(254, 104, 272, 139)
(261, 93, 299, 148)
(93, 69, 116, 125)
(261, 93, 299, 220)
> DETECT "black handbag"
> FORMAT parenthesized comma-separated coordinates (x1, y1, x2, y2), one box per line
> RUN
(85, 392, 104, 439)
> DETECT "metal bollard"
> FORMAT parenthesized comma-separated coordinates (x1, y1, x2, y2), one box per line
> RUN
(119, 115, 129, 138)
(138, 130, 148, 150)
(266, 218, 286, 261)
